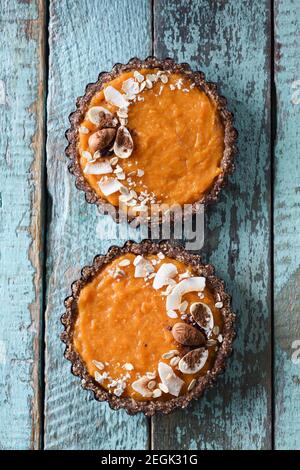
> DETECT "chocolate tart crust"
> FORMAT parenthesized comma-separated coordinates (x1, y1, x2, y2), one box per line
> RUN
(61, 240, 236, 416)
(65, 57, 238, 223)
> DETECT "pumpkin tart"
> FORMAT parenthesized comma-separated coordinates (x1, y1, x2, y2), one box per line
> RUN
(66, 57, 237, 223)
(61, 240, 235, 415)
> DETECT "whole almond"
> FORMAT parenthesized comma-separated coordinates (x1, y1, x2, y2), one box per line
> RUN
(88, 128, 116, 154)
(171, 322, 206, 347)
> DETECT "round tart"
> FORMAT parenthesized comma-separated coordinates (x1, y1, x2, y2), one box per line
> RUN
(61, 240, 235, 415)
(66, 57, 237, 222)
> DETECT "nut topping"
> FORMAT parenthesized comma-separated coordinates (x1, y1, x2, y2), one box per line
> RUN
(86, 106, 113, 125)
(166, 277, 206, 310)
(178, 348, 208, 374)
(132, 376, 153, 398)
(172, 322, 206, 347)
(158, 362, 184, 397)
(190, 302, 214, 331)
(113, 126, 134, 159)
(97, 112, 119, 130)
(88, 128, 116, 154)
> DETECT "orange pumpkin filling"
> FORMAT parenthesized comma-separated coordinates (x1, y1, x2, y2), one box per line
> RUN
(78, 69, 224, 210)
(74, 253, 224, 401)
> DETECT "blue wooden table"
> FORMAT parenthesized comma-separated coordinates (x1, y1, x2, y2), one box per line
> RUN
(0, 0, 299, 450)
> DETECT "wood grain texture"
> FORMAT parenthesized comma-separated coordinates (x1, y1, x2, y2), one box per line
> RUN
(44, 0, 151, 450)
(152, 0, 272, 450)
(274, 0, 300, 450)
(0, 0, 45, 449)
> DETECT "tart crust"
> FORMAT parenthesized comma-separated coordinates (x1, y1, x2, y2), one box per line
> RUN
(65, 57, 238, 223)
(61, 240, 236, 416)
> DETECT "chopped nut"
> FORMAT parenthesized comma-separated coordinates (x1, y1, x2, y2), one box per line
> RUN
(82, 150, 93, 161)
(132, 376, 153, 398)
(145, 371, 156, 380)
(147, 380, 156, 390)
(179, 300, 188, 312)
(79, 126, 90, 134)
(152, 388, 162, 398)
(123, 362, 134, 370)
(187, 378, 197, 391)
(212, 325, 220, 335)
(162, 350, 179, 360)
(94, 371, 109, 383)
(92, 360, 105, 370)
(133, 70, 144, 83)
(119, 259, 131, 267)
(170, 356, 180, 367)
(159, 74, 168, 84)
(114, 387, 124, 397)
(110, 156, 118, 166)
(215, 302, 223, 309)
(145, 79, 153, 89)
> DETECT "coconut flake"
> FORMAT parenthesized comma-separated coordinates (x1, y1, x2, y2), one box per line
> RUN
(122, 78, 139, 96)
(167, 310, 178, 319)
(134, 258, 154, 278)
(153, 263, 178, 290)
(84, 160, 113, 175)
(166, 277, 206, 311)
(104, 86, 129, 108)
(98, 177, 122, 196)
(133, 70, 144, 83)
(133, 255, 143, 266)
(86, 106, 113, 125)
(132, 376, 153, 397)
(94, 371, 109, 383)
(158, 362, 184, 397)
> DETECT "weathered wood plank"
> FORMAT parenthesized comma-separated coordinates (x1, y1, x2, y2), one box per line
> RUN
(0, 0, 45, 449)
(44, 0, 151, 450)
(274, 0, 300, 450)
(152, 0, 272, 449)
